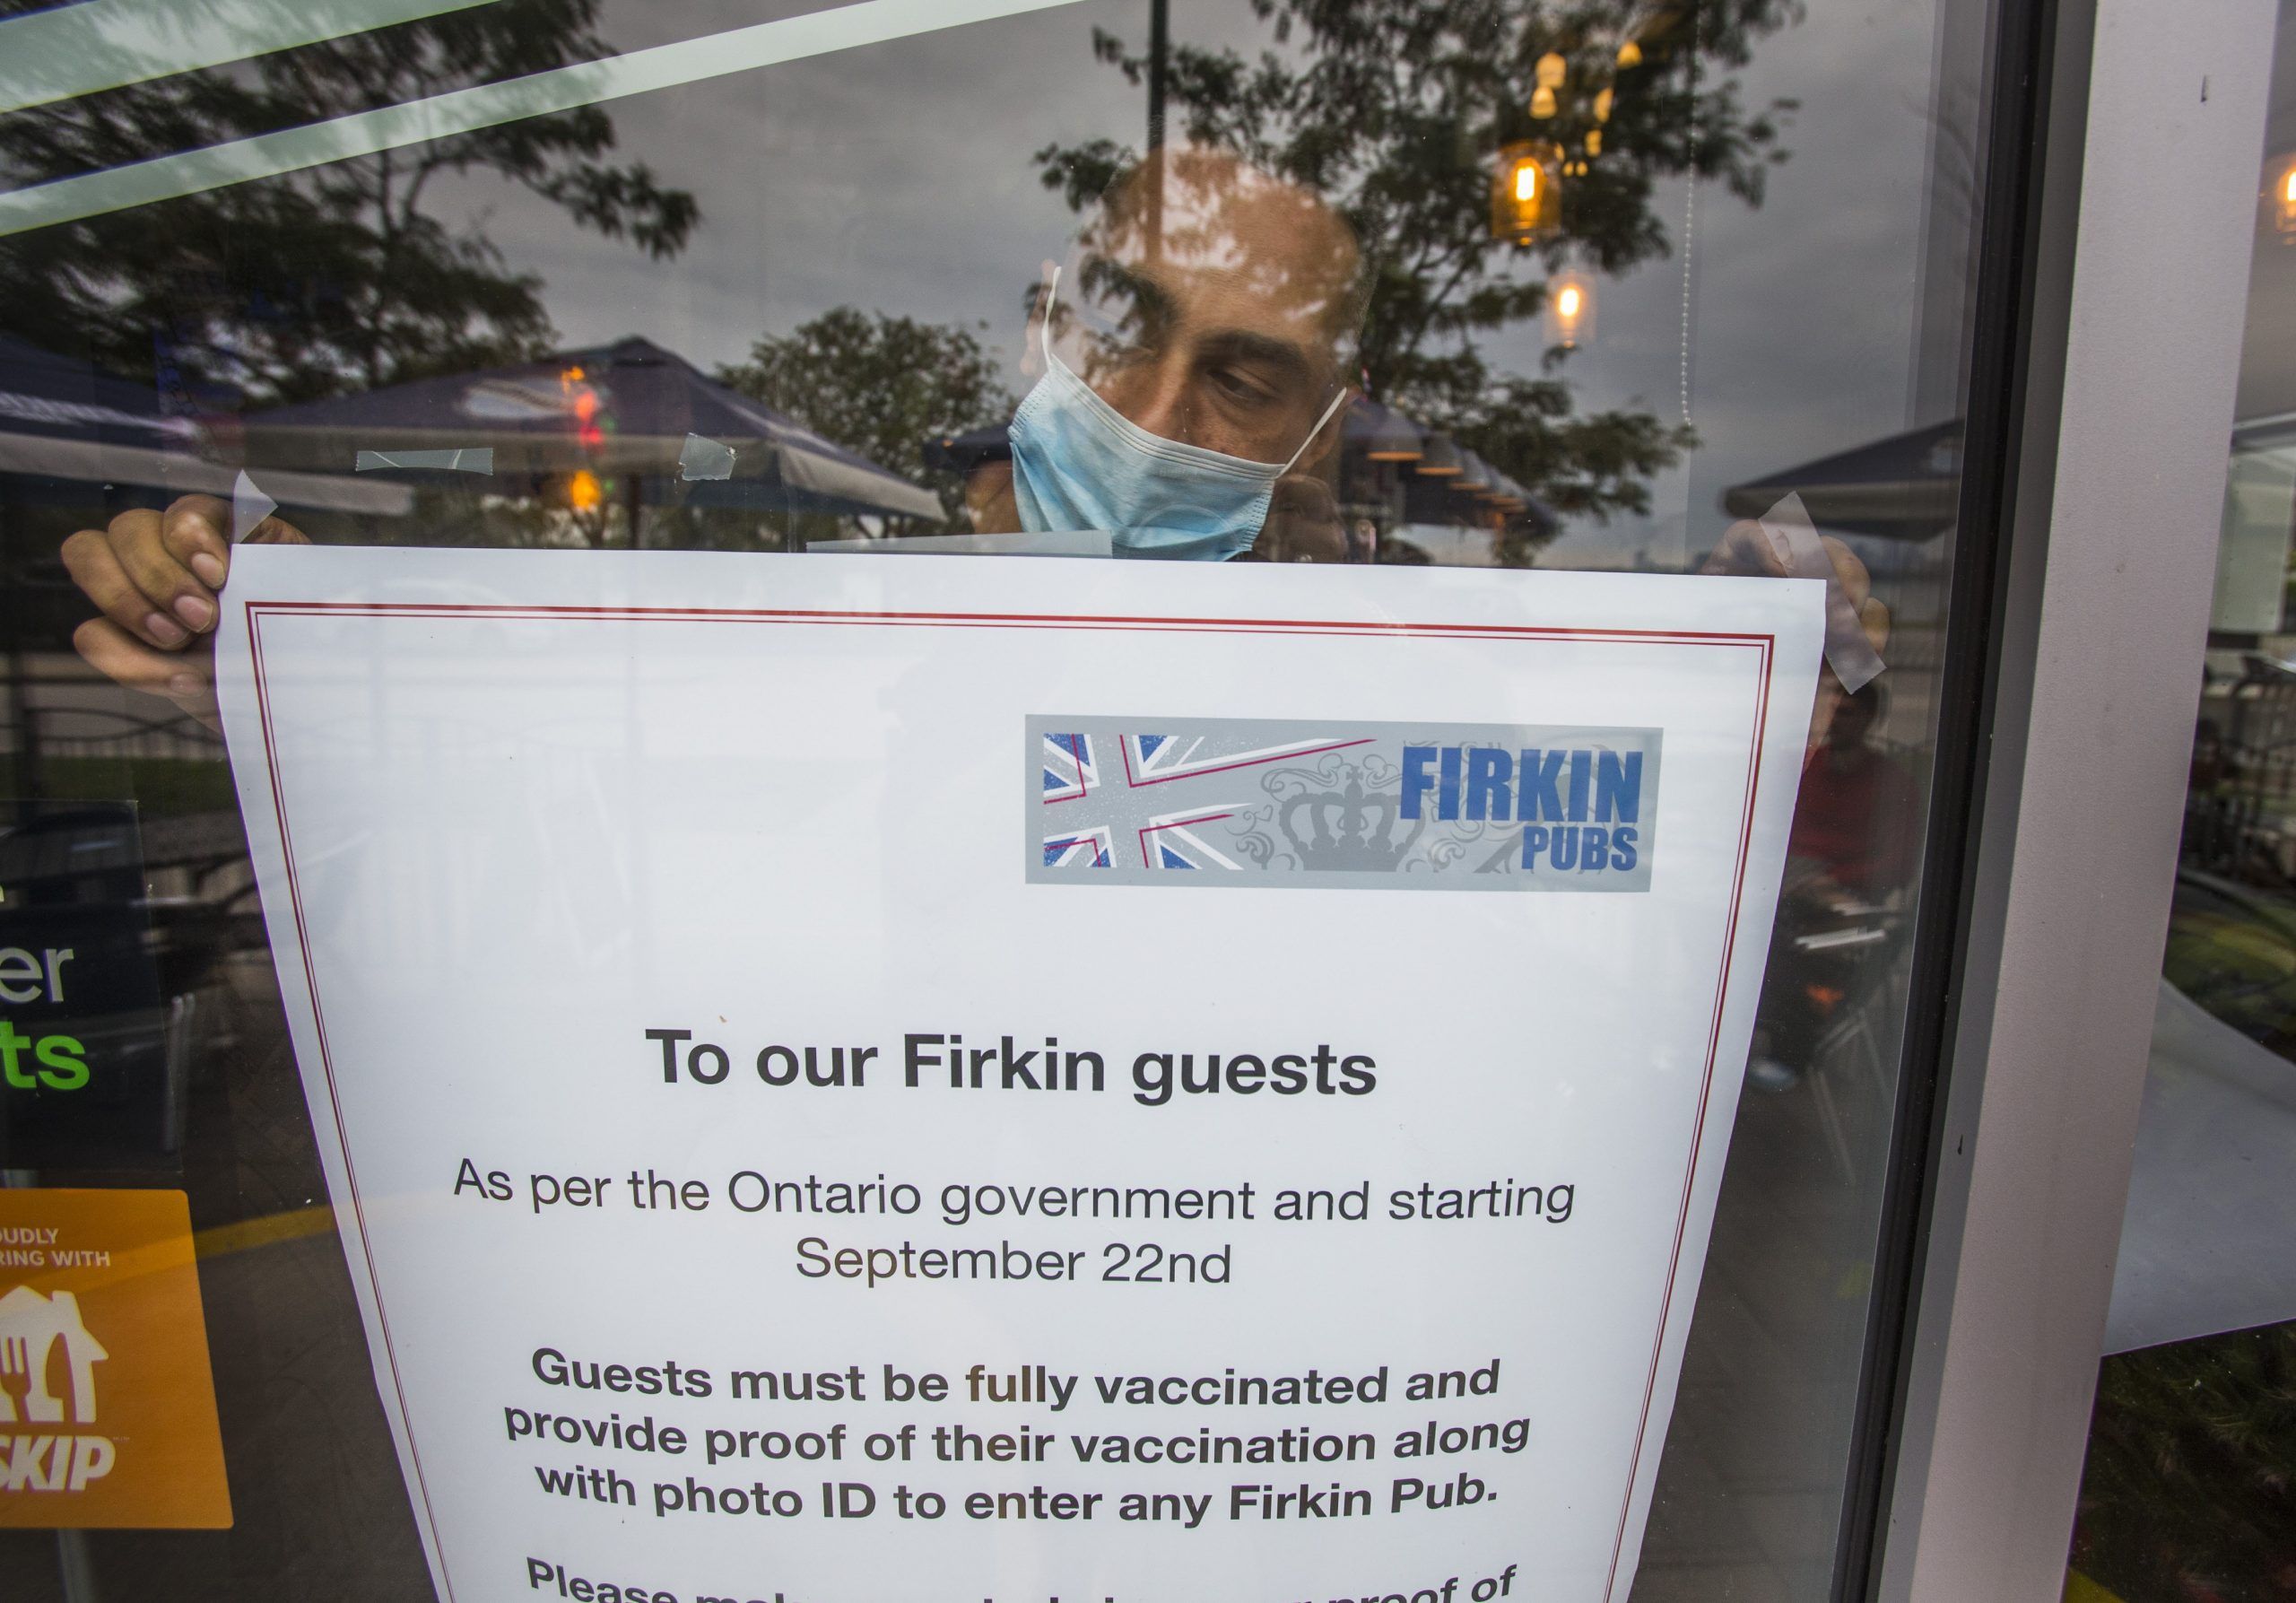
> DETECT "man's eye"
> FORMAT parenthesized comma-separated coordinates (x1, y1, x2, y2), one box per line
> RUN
(1210, 366, 1277, 405)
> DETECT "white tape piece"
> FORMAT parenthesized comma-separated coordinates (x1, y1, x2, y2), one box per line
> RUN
(1755, 492, 1885, 693)
(677, 433, 735, 482)
(0, 0, 1089, 238)
(355, 448, 493, 474)
(231, 471, 277, 544)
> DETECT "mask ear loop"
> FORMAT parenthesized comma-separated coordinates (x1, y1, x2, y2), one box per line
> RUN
(1280, 384, 1353, 475)
(1038, 264, 1064, 367)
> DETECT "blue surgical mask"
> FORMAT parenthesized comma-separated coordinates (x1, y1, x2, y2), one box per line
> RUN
(1008, 266, 1348, 561)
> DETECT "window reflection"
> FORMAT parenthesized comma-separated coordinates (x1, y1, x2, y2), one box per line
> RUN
(0, 0, 1817, 570)
(0, 1, 1982, 1598)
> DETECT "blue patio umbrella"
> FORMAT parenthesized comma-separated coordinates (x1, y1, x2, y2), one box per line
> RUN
(246, 335, 942, 521)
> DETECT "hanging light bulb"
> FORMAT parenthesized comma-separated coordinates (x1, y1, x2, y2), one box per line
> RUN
(1530, 84, 1557, 118)
(1546, 273, 1596, 348)
(1536, 51, 1568, 89)
(1595, 86, 1614, 123)
(1617, 39, 1643, 68)
(1584, 128, 1602, 155)
(1491, 141, 1562, 241)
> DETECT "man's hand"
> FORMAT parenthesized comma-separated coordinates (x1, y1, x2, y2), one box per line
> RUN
(1700, 518, 1891, 753)
(63, 493, 309, 732)
(963, 459, 1021, 536)
(1700, 518, 1890, 638)
(1251, 475, 1348, 562)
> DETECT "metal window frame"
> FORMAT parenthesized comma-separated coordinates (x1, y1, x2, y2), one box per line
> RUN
(1864, 0, 2280, 1596)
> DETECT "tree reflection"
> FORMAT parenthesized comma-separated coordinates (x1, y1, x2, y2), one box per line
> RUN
(0, 0, 697, 405)
(719, 309, 1016, 536)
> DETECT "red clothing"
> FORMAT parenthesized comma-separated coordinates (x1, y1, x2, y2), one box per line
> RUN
(1789, 745, 1921, 893)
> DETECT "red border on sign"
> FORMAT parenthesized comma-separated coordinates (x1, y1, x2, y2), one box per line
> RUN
(244, 600, 1778, 1603)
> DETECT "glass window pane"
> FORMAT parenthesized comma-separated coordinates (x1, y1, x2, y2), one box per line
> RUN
(0, 2, 2005, 1597)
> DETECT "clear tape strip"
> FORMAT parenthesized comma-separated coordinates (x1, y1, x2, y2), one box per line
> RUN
(355, 448, 492, 474)
(0, 0, 1088, 239)
(1755, 491, 1886, 693)
(230, 471, 277, 544)
(677, 433, 736, 482)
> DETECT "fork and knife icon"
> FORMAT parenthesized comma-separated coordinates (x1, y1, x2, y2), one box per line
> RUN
(0, 1333, 35, 1421)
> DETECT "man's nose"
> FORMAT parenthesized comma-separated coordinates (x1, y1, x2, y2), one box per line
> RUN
(1106, 353, 1197, 445)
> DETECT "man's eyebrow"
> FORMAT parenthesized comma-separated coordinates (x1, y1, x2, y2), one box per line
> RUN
(1198, 326, 1317, 388)
(1090, 256, 1326, 388)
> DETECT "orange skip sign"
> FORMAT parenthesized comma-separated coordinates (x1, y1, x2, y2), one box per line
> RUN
(0, 1189, 230, 1528)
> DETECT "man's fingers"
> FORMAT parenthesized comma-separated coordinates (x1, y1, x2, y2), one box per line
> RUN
(106, 498, 222, 635)
(159, 494, 235, 590)
(1270, 475, 1338, 519)
(72, 616, 196, 692)
(65, 492, 303, 730)
(1859, 595, 1892, 657)
(1257, 475, 1347, 562)
(155, 491, 309, 591)
(1818, 534, 1872, 609)
(1700, 519, 1790, 578)
(1704, 523, 1891, 712)
(72, 619, 221, 730)
(61, 523, 194, 649)
(1812, 534, 1891, 661)
(67, 496, 309, 651)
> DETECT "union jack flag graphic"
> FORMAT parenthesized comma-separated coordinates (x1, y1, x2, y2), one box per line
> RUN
(1039, 727, 1375, 872)
(1026, 715, 1665, 893)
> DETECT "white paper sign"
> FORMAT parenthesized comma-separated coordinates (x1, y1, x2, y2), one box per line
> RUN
(214, 547, 1821, 1603)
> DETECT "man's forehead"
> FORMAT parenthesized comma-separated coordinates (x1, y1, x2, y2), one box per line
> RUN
(1089, 156, 1355, 276)
(1074, 154, 1361, 353)
(1083, 249, 1325, 323)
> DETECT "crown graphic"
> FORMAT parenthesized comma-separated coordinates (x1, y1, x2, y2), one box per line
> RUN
(1278, 774, 1428, 871)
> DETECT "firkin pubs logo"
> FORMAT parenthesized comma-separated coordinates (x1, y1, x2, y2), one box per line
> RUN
(1027, 716, 1660, 891)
